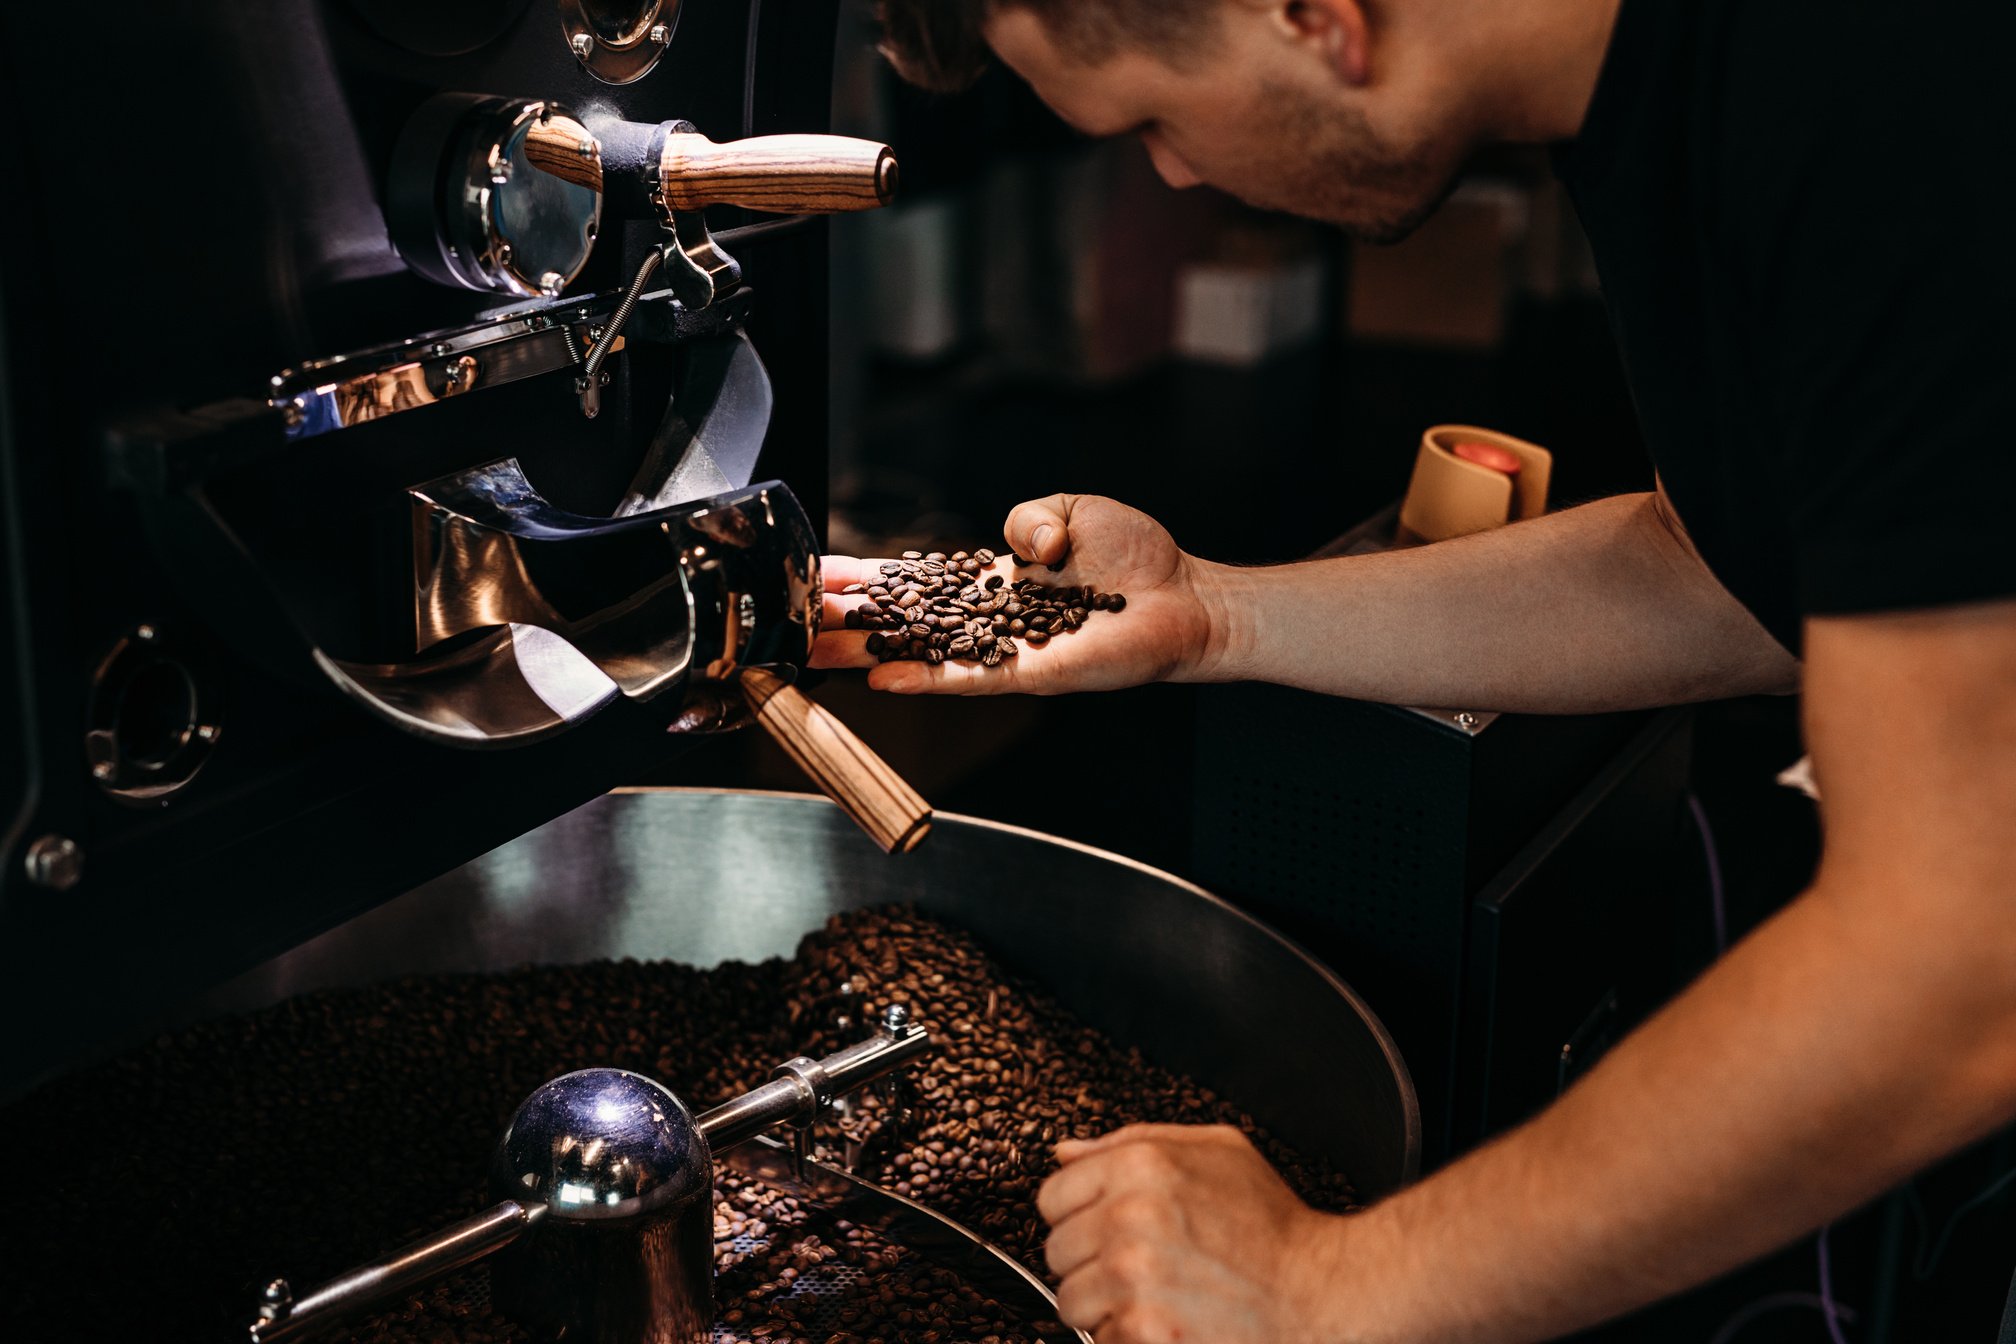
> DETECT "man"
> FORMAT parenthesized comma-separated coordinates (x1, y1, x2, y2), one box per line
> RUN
(817, 0, 2016, 1339)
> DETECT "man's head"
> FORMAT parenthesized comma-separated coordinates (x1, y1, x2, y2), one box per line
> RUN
(877, 0, 1564, 244)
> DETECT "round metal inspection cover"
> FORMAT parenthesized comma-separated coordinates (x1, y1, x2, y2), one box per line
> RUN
(562, 0, 680, 84)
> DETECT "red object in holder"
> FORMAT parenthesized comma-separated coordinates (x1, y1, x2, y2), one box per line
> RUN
(1451, 441, 1523, 475)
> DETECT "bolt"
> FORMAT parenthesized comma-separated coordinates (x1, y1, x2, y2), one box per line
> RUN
(429, 343, 450, 358)
(539, 271, 566, 296)
(91, 761, 116, 782)
(1455, 712, 1479, 730)
(196, 724, 219, 744)
(495, 241, 513, 265)
(490, 158, 512, 185)
(577, 137, 596, 159)
(23, 835, 83, 892)
(280, 400, 305, 428)
(134, 624, 157, 642)
(571, 32, 595, 60)
(259, 1279, 294, 1322)
(883, 1003, 910, 1033)
(649, 22, 672, 45)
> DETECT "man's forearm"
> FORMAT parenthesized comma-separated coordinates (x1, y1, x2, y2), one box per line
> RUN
(1320, 880, 2016, 1343)
(1197, 492, 1799, 713)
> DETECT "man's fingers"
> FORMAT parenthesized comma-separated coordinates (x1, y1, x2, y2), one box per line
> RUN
(820, 556, 891, 592)
(1043, 1207, 1109, 1277)
(866, 656, 1030, 696)
(1053, 1259, 1123, 1336)
(808, 632, 873, 670)
(1004, 495, 1077, 567)
(1036, 1148, 1113, 1226)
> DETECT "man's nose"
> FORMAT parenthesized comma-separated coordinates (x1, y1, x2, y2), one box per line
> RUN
(1141, 132, 1203, 190)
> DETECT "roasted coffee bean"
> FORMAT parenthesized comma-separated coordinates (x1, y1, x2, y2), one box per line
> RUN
(847, 546, 1130, 674)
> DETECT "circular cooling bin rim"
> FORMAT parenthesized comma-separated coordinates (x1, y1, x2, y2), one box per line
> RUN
(205, 788, 1421, 1197)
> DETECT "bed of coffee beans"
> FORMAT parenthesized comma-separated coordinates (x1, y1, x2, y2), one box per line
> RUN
(0, 907, 1354, 1343)
(840, 550, 1127, 666)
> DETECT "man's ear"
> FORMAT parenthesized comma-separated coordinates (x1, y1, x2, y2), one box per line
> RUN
(1275, 0, 1371, 85)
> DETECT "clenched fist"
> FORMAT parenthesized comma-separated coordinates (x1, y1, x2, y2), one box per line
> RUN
(1038, 1125, 1358, 1344)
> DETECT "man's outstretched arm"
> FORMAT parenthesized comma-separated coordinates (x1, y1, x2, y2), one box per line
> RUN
(1036, 598, 2016, 1344)
(815, 489, 1800, 713)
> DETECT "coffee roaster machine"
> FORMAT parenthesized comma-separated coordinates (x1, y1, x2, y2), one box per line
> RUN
(0, 4, 1420, 1340)
(0, 0, 920, 1081)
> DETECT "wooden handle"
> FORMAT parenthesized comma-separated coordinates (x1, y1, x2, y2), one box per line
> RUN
(523, 113, 604, 194)
(659, 133, 898, 214)
(740, 668, 932, 854)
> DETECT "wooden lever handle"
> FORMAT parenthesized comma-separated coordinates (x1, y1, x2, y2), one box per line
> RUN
(740, 668, 932, 854)
(522, 113, 605, 194)
(659, 132, 898, 214)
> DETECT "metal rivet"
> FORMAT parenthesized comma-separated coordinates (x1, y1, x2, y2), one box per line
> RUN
(23, 835, 84, 892)
(91, 761, 116, 781)
(1455, 712, 1479, 730)
(649, 23, 671, 45)
(570, 32, 595, 60)
(539, 272, 566, 296)
(576, 137, 596, 160)
(134, 624, 157, 642)
(196, 724, 220, 743)
(495, 241, 513, 264)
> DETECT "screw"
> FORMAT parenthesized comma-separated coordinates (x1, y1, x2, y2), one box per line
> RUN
(134, 624, 157, 642)
(1455, 712, 1479, 730)
(490, 158, 512, 185)
(539, 272, 566, 296)
(196, 724, 220, 744)
(495, 241, 513, 265)
(650, 22, 672, 45)
(883, 1003, 910, 1033)
(23, 835, 83, 891)
(577, 137, 596, 159)
(91, 761, 116, 782)
(429, 343, 450, 358)
(571, 32, 595, 60)
(259, 1278, 294, 1322)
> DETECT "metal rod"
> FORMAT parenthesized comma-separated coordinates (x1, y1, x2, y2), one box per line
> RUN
(250, 1201, 537, 1343)
(697, 1020, 933, 1153)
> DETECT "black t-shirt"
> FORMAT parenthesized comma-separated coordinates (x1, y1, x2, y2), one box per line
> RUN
(1553, 0, 2015, 655)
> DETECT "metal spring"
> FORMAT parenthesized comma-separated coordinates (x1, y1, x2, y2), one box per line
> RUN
(581, 248, 664, 384)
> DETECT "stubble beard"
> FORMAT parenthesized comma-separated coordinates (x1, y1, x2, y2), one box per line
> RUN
(1240, 80, 1465, 245)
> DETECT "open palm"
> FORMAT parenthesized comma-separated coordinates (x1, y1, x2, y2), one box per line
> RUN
(811, 494, 1220, 695)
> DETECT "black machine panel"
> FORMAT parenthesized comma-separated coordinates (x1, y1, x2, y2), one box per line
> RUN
(0, 0, 847, 1083)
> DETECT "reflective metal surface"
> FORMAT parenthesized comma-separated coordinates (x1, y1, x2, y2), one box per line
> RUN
(492, 1068, 714, 1343)
(409, 473, 818, 706)
(84, 622, 223, 804)
(250, 1202, 539, 1344)
(209, 790, 1422, 1197)
(389, 95, 604, 299)
(561, 0, 678, 85)
(724, 1136, 1088, 1344)
(269, 301, 623, 441)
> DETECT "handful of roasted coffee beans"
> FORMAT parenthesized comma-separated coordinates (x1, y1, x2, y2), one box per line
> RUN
(840, 549, 1127, 667)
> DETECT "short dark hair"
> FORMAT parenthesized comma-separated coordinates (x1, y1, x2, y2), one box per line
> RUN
(876, 0, 1217, 92)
